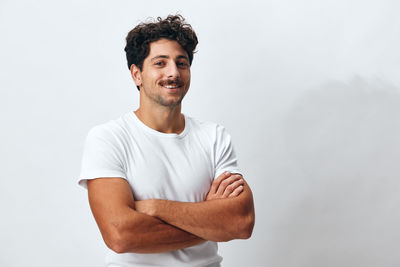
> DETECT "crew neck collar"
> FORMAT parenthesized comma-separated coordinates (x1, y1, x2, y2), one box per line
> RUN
(129, 111, 189, 138)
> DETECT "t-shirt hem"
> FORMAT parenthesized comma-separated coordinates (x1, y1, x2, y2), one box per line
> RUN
(78, 172, 127, 189)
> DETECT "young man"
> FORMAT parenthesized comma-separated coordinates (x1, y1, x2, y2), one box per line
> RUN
(78, 15, 255, 267)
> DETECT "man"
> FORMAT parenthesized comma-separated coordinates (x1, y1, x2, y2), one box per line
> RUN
(78, 15, 255, 267)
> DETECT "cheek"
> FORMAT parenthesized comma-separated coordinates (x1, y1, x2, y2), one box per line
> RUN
(182, 70, 191, 83)
(143, 73, 163, 85)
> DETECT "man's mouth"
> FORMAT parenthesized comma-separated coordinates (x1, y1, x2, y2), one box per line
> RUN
(163, 84, 181, 89)
(160, 79, 184, 89)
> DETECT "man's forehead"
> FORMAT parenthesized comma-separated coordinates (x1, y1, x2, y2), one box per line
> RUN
(147, 39, 188, 59)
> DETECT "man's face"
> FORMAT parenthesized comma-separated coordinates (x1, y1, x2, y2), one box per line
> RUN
(133, 38, 191, 109)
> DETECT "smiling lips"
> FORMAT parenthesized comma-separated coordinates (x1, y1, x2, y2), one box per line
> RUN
(159, 79, 184, 89)
(164, 85, 180, 89)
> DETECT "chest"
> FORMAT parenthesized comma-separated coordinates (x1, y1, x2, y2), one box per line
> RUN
(124, 134, 215, 202)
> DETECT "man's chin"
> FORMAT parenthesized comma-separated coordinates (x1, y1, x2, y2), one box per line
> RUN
(164, 100, 183, 108)
(157, 97, 184, 108)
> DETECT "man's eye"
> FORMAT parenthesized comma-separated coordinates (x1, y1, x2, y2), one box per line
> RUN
(177, 62, 189, 67)
(155, 62, 164, 66)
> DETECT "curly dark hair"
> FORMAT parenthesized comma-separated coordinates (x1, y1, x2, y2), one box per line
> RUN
(124, 14, 198, 90)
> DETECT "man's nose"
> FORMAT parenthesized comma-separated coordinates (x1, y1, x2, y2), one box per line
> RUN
(166, 62, 180, 78)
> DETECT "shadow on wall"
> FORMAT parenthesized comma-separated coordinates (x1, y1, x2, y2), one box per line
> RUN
(268, 77, 400, 267)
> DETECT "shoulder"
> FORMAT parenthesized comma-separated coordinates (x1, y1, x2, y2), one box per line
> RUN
(186, 115, 226, 134)
(86, 112, 132, 143)
(185, 115, 231, 143)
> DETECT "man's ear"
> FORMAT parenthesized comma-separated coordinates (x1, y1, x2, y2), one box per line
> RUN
(130, 64, 142, 87)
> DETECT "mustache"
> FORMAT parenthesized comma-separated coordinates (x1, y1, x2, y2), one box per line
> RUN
(159, 78, 184, 87)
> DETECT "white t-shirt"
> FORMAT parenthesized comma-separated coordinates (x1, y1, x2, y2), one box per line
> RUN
(78, 111, 242, 267)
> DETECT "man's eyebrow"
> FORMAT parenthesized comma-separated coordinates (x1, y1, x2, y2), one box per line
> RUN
(151, 55, 169, 61)
(150, 55, 189, 61)
(176, 55, 189, 60)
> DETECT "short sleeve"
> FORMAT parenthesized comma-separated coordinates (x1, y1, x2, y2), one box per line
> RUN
(78, 125, 127, 189)
(214, 125, 242, 179)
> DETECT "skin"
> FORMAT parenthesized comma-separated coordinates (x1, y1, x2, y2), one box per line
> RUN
(134, 175, 253, 242)
(87, 38, 255, 253)
(130, 38, 191, 134)
(88, 172, 243, 253)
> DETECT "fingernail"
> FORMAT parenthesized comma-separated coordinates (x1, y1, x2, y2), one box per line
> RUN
(225, 171, 231, 175)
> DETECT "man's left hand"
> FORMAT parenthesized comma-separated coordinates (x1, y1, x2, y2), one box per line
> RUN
(206, 172, 244, 201)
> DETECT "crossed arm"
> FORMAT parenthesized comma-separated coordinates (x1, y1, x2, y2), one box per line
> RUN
(87, 172, 255, 254)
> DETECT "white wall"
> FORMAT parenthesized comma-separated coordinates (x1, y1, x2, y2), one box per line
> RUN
(1, 0, 399, 266)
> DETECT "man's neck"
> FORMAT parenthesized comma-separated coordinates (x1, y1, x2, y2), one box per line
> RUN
(134, 105, 185, 134)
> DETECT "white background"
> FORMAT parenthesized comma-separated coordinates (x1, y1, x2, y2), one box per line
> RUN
(1, 0, 400, 266)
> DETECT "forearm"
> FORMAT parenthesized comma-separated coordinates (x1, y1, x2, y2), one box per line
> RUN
(101, 207, 205, 253)
(87, 178, 205, 254)
(136, 184, 255, 242)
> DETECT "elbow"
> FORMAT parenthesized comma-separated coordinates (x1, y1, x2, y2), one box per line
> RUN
(105, 231, 129, 254)
(240, 224, 254, 240)
(218, 212, 255, 242)
(221, 205, 255, 241)
(238, 212, 255, 239)
(232, 182, 255, 240)
(103, 227, 138, 254)
(107, 234, 142, 254)
(231, 206, 255, 240)
(107, 239, 127, 254)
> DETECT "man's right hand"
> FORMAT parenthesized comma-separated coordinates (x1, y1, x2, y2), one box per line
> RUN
(206, 172, 244, 200)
